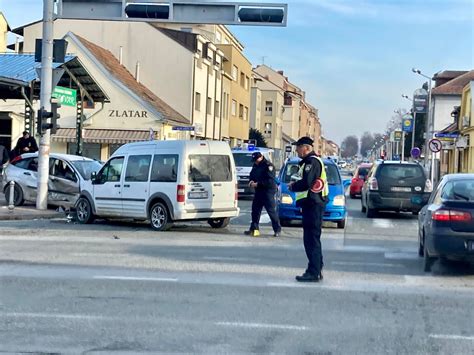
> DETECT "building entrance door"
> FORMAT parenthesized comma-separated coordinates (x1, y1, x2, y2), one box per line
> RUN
(0, 113, 12, 151)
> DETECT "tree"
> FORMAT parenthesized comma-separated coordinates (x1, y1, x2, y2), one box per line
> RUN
(360, 132, 375, 157)
(341, 135, 359, 158)
(249, 128, 267, 148)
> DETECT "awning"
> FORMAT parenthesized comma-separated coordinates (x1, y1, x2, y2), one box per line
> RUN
(52, 128, 152, 144)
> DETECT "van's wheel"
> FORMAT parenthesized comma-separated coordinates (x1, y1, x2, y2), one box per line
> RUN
(4, 183, 24, 206)
(423, 237, 436, 272)
(337, 219, 346, 229)
(150, 202, 172, 231)
(208, 217, 230, 229)
(76, 197, 94, 224)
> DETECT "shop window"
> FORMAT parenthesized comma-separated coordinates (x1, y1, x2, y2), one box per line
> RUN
(67, 143, 101, 161)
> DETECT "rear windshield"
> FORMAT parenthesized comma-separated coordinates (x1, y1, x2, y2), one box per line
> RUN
(357, 167, 370, 177)
(378, 164, 424, 180)
(232, 153, 254, 167)
(441, 180, 474, 201)
(282, 162, 341, 185)
(189, 155, 232, 182)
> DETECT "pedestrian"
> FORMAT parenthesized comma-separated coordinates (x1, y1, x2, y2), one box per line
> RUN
(14, 131, 38, 156)
(288, 137, 328, 282)
(0, 143, 9, 176)
(244, 151, 281, 237)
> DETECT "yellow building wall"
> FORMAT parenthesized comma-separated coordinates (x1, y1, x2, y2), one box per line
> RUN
(0, 13, 8, 52)
(458, 83, 473, 173)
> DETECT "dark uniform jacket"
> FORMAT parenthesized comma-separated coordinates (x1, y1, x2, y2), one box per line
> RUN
(15, 136, 38, 155)
(0, 145, 9, 167)
(290, 151, 327, 206)
(249, 158, 277, 193)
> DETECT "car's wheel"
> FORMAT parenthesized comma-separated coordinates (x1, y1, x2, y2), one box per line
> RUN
(280, 219, 291, 227)
(423, 236, 436, 272)
(4, 183, 24, 206)
(350, 193, 356, 199)
(208, 217, 230, 229)
(150, 202, 172, 231)
(337, 219, 346, 229)
(361, 197, 367, 213)
(76, 197, 94, 224)
(412, 211, 420, 216)
(366, 206, 376, 218)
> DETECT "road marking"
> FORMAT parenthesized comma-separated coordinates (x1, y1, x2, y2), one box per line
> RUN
(93, 276, 178, 282)
(216, 321, 308, 331)
(332, 261, 405, 268)
(2, 312, 104, 320)
(203, 256, 257, 262)
(385, 252, 418, 260)
(372, 219, 394, 229)
(429, 334, 474, 341)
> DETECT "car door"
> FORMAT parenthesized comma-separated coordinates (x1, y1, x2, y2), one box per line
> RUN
(48, 158, 80, 208)
(13, 157, 39, 200)
(92, 156, 125, 216)
(121, 154, 151, 218)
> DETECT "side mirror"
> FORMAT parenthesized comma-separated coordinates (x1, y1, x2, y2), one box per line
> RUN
(275, 177, 281, 186)
(91, 171, 97, 183)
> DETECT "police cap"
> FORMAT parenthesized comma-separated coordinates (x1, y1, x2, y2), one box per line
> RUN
(292, 136, 314, 146)
(251, 152, 263, 161)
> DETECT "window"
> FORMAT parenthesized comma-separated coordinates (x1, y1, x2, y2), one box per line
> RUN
(71, 160, 102, 180)
(264, 122, 272, 135)
(441, 179, 474, 201)
(216, 31, 222, 43)
(232, 153, 254, 168)
(245, 76, 249, 90)
(125, 155, 151, 182)
(240, 72, 245, 87)
(195, 92, 201, 111)
(265, 101, 273, 116)
(325, 164, 342, 185)
(243, 106, 248, 121)
(224, 38, 230, 45)
(231, 100, 237, 116)
(284, 93, 293, 106)
(239, 104, 244, 118)
(207, 97, 212, 115)
(378, 165, 424, 180)
(215, 100, 220, 117)
(189, 155, 232, 182)
(97, 157, 124, 183)
(232, 65, 238, 81)
(151, 154, 179, 182)
(50, 158, 76, 182)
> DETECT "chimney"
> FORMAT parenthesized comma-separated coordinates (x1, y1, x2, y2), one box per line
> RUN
(277, 70, 284, 75)
(119, 46, 123, 65)
(135, 61, 140, 83)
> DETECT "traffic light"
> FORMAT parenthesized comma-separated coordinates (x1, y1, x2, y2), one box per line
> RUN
(36, 98, 61, 136)
(238, 7, 285, 23)
(124, 3, 169, 19)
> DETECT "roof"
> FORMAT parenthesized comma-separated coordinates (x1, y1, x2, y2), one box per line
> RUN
(74, 34, 189, 125)
(0, 12, 11, 31)
(12, 19, 42, 36)
(432, 70, 474, 95)
(433, 71, 468, 80)
(19, 151, 95, 161)
(52, 128, 153, 144)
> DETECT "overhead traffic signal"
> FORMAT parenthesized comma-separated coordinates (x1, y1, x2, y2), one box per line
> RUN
(37, 98, 61, 136)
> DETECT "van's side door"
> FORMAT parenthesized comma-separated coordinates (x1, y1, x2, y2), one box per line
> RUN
(93, 156, 125, 216)
(121, 154, 152, 218)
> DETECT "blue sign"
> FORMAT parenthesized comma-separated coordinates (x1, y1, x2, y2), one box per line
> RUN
(393, 154, 400, 161)
(435, 133, 459, 139)
(402, 117, 413, 133)
(411, 147, 421, 159)
(172, 126, 195, 131)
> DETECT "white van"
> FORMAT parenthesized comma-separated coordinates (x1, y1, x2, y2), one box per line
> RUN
(231, 147, 273, 197)
(75, 140, 239, 231)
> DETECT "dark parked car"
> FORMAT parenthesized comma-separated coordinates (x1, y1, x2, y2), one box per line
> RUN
(418, 174, 474, 272)
(350, 163, 372, 198)
(361, 161, 432, 218)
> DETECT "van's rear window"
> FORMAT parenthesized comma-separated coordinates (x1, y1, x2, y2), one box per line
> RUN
(189, 155, 232, 182)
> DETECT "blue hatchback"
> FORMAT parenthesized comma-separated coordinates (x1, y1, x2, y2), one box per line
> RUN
(277, 157, 350, 229)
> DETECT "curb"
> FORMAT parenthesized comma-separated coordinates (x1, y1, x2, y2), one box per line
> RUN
(0, 211, 62, 221)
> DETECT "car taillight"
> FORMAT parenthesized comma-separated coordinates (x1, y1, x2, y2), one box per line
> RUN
(432, 210, 471, 222)
(351, 178, 358, 183)
(177, 185, 185, 203)
(425, 179, 433, 193)
(369, 177, 378, 191)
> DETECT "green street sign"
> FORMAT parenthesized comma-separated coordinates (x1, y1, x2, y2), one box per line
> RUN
(53, 86, 77, 107)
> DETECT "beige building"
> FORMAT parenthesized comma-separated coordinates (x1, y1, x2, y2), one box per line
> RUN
(0, 12, 10, 52)
(14, 19, 225, 140)
(250, 71, 284, 150)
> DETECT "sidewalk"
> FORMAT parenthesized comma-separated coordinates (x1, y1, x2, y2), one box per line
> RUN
(0, 192, 62, 221)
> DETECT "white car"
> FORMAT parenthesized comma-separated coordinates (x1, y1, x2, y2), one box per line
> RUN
(1, 153, 103, 208)
(76, 140, 240, 231)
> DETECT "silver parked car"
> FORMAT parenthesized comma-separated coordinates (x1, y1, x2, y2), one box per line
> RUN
(1, 153, 103, 208)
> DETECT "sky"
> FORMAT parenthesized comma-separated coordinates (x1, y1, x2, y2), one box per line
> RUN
(1, 0, 473, 145)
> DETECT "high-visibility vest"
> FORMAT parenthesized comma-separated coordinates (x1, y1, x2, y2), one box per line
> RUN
(295, 156, 329, 202)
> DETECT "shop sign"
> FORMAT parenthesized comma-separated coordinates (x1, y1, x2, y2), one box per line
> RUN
(108, 110, 149, 118)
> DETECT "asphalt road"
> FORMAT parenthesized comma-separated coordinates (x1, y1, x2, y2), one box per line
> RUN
(1, 194, 473, 354)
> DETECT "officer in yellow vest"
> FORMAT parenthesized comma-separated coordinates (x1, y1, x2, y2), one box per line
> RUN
(288, 137, 328, 282)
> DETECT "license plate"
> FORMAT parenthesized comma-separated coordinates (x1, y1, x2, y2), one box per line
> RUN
(391, 187, 411, 192)
(188, 191, 208, 199)
(238, 189, 244, 193)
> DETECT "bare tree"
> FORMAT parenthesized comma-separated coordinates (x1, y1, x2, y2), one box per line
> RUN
(341, 135, 359, 158)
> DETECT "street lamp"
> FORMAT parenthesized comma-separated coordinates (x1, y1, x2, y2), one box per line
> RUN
(412, 67, 434, 184)
(402, 94, 416, 151)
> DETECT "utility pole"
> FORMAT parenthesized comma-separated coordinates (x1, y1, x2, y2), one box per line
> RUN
(36, 0, 54, 210)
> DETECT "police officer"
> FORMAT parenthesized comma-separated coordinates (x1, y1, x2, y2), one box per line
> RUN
(244, 152, 281, 237)
(288, 137, 328, 282)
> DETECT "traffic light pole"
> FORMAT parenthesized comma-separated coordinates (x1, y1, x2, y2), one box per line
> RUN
(36, 0, 54, 210)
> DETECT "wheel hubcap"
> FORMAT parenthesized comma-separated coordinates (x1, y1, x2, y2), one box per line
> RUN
(152, 206, 166, 228)
(77, 201, 88, 221)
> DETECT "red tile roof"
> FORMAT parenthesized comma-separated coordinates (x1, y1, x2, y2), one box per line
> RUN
(75, 35, 189, 125)
(431, 70, 474, 95)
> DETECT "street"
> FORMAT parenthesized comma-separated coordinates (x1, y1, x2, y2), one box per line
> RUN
(1, 193, 474, 354)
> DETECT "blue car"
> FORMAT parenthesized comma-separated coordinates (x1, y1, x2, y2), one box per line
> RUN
(277, 157, 351, 229)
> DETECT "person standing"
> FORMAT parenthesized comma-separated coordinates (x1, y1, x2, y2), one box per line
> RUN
(14, 131, 38, 156)
(244, 151, 281, 237)
(288, 137, 328, 282)
(0, 144, 9, 176)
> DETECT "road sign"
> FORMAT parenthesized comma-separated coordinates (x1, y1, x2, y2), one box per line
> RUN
(429, 139, 442, 153)
(394, 130, 403, 142)
(285, 145, 292, 153)
(435, 133, 459, 139)
(411, 147, 421, 159)
(53, 86, 77, 107)
(402, 116, 413, 133)
(172, 126, 195, 131)
(413, 88, 428, 113)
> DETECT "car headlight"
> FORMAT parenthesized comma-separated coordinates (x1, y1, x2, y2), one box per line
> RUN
(333, 195, 345, 206)
(281, 193, 293, 204)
